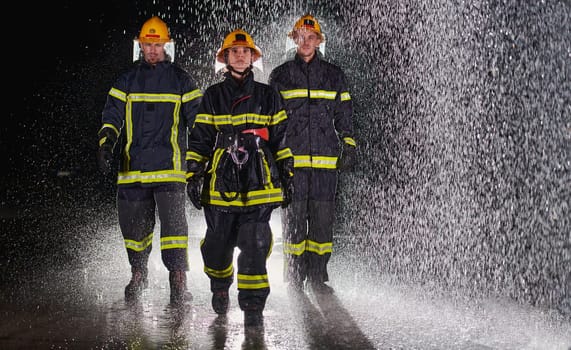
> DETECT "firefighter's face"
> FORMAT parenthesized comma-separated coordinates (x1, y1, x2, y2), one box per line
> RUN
(141, 42, 166, 65)
(227, 46, 252, 72)
(294, 29, 321, 62)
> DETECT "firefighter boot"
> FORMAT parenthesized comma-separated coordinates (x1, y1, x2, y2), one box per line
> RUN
(211, 289, 229, 314)
(244, 309, 264, 327)
(309, 280, 334, 295)
(169, 270, 192, 305)
(124, 267, 148, 301)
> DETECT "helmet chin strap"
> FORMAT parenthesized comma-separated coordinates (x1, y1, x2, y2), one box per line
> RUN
(227, 64, 253, 77)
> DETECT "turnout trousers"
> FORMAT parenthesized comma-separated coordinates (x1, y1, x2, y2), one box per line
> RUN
(201, 206, 273, 312)
(117, 183, 189, 272)
(281, 169, 338, 284)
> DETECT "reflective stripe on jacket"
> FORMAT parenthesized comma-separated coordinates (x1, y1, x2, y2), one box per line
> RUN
(99, 60, 202, 186)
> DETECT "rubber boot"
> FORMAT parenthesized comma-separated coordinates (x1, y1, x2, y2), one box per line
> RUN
(244, 309, 264, 327)
(309, 280, 334, 295)
(211, 289, 230, 314)
(169, 271, 192, 305)
(125, 267, 148, 301)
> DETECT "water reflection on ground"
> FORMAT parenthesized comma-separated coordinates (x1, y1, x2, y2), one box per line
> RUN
(0, 196, 570, 350)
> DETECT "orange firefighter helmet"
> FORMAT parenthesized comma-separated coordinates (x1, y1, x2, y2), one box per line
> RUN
(216, 28, 262, 63)
(288, 14, 324, 40)
(138, 16, 171, 43)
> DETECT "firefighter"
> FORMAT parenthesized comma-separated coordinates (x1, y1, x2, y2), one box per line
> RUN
(185, 28, 294, 327)
(268, 14, 357, 294)
(97, 16, 202, 305)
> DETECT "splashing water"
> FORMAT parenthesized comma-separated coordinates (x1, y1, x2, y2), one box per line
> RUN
(166, 0, 570, 315)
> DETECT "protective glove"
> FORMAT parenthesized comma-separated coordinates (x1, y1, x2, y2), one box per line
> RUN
(278, 157, 294, 208)
(337, 144, 356, 172)
(186, 176, 203, 210)
(186, 161, 205, 210)
(97, 144, 113, 175)
(97, 127, 117, 175)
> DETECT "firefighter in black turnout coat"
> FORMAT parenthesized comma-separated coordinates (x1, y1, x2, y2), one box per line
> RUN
(269, 14, 357, 294)
(186, 29, 294, 327)
(97, 16, 202, 305)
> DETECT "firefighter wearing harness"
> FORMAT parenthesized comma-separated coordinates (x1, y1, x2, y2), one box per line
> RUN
(97, 16, 202, 305)
(186, 28, 294, 327)
(269, 14, 357, 294)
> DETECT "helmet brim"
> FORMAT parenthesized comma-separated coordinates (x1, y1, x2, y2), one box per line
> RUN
(215, 45, 262, 63)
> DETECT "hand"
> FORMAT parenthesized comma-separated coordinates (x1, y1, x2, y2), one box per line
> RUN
(186, 177, 202, 210)
(97, 144, 113, 175)
(337, 144, 356, 172)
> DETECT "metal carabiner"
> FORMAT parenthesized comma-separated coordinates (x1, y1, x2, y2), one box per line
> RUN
(228, 137, 249, 169)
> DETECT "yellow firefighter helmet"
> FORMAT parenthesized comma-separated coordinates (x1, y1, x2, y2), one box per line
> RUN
(216, 28, 262, 63)
(138, 16, 171, 43)
(288, 14, 323, 40)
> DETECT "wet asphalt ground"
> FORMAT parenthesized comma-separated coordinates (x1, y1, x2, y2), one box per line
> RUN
(0, 179, 570, 350)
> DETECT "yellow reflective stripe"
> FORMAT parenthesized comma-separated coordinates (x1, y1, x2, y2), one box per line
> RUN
(280, 89, 338, 100)
(99, 124, 120, 137)
(124, 232, 154, 252)
(186, 150, 209, 163)
(312, 156, 337, 169)
(275, 148, 293, 161)
(310, 90, 337, 100)
(280, 89, 308, 99)
(237, 273, 269, 289)
(343, 137, 356, 147)
(293, 155, 312, 167)
(208, 149, 225, 190)
(270, 110, 287, 125)
(160, 235, 188, 250)
(306, 239, 332, 255)
(293, 155, 337, 169)
(125, 99, 133, 168)
(109, 87, 127, 102)
(117, 170, 187, 184)
(195, 113, 216, 125)
(195, 113, 274, 127)
(182, 89, 203, 103)
(340, 91, 351, 101)
(196, 111, 284, 128)
(283, 240, 306, 256)
(208, 188, 283, 207)
(259, 150, 273, 186)
(216, 114, 272, 126)
(204, 263, 234, 279)
(171, 100, 182, 171)
(129, 93, 182, 103)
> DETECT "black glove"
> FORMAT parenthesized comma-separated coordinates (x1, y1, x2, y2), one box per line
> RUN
(97, 127, 117, 175)
(97, 144, 113, 175)
(337, 144, 356, 172)
(186, 176, 202, 210)
(278, 157, 294, 208)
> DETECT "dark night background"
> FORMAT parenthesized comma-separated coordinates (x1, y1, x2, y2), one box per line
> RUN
(4, 2, 173, 209)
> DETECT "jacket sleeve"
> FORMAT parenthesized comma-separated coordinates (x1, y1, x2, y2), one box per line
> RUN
(99, 74, 128, 148)
(267, 87, 293, 162)
(186, 89, 217, 174)
(181, 75, 202, 132)
(333, 69, 356, 147)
